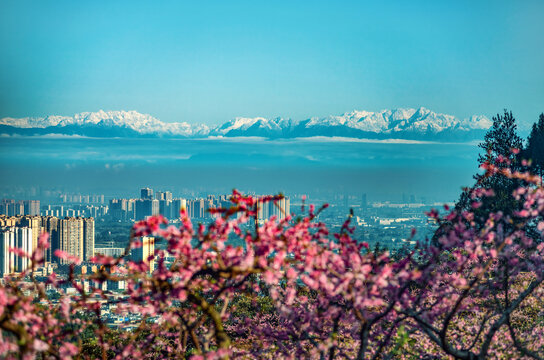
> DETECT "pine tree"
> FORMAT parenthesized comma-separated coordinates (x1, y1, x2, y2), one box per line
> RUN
(452, 110, 522, 216)
(433, 110, 523, 246)
(524, 113, 544, 181)
(470, 110, 523, 218)
(476, 109, 523, 175)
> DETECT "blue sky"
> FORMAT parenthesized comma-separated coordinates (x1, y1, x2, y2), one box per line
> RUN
(1, 0, 543, 126)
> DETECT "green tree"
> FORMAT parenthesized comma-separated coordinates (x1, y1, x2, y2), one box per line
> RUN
(476, 110, 523, 171)
(433, 110, 523, 246)
(524, 113, 544, 181)
(470, 110, 523, 219)
(452, 110, 523, 218)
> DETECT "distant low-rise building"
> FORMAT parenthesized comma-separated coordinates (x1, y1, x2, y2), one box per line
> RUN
(94, 247, 125, 258)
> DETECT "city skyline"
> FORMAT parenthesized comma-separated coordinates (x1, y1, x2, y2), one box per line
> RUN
(0, 183, 434, 279)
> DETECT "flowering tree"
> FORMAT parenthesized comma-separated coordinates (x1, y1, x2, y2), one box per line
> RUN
(1, 161, 544, 359)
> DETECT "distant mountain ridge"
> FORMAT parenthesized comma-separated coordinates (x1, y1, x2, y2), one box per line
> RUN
(0, 107, 492, 141)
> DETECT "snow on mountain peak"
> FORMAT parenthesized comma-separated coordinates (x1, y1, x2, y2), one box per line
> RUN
(0, 110, 211, 137)
(0, 108, 491, 141)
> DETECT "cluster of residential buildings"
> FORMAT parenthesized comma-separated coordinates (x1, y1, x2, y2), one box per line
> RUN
(59, 193, 105, 204)
(42, 204, 109, 219)
(0, 212, 157, 296)
(109, 188, 290, 222)
(1, 188, 291, 223)
(0, 214, 95, 276)
(0, 199, 40, 216)
(0, 187, 291, 279)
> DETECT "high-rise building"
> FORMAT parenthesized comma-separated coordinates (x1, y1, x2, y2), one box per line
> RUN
(257, 198, 268, 220)
(159, 199, 172, 218)
(192, 199, 205, 218)
(171, 199, 187, 219)
(15, 202, 24, 216)
(0, 228, 17, 277)
(205, 198, 214, 215)
(127, 199, 136, 219)
(131, 236, 155, 273)
(0, 227, 33, 277)
(0, 200, 14, 216)
(140, 188, 153, 200)
(185, 200, 193, 218)
(155, 191, 165, 201)
(19, 215, 42, 253)
(156, 191, 173, 202)
(256, 196, 290, 222)
(1, 215, 93, 266)
(135, 199, 159, 220)
(2, 201, 24, 216)
(42, 216, 59, 263)
(43, 205, 64, 217)
(83, 218, 95, 261)
(110, 199, 137, 221)
(56, 218, 84, 264)
(23, 200, 40, 216)
(110, 199, 128, 221)
(1, 200, 40, 216)
(151, 199, 159, 217)
(0, 215, 18, 227)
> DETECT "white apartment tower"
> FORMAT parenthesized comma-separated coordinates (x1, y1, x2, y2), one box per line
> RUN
(0, 227, 33, 276)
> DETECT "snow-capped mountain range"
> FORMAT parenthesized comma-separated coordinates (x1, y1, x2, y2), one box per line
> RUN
(0, 107, 492, 141)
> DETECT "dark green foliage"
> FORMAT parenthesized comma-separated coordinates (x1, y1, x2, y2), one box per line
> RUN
(390, 244, 413, 262)
(372, 242, 387, 257)
(476, 110, 523, 171)
(524, 113, 544, 179)
(433, 110, 524, 246)
(460, 110, 523, 221)
(228, 293, 275, 320)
